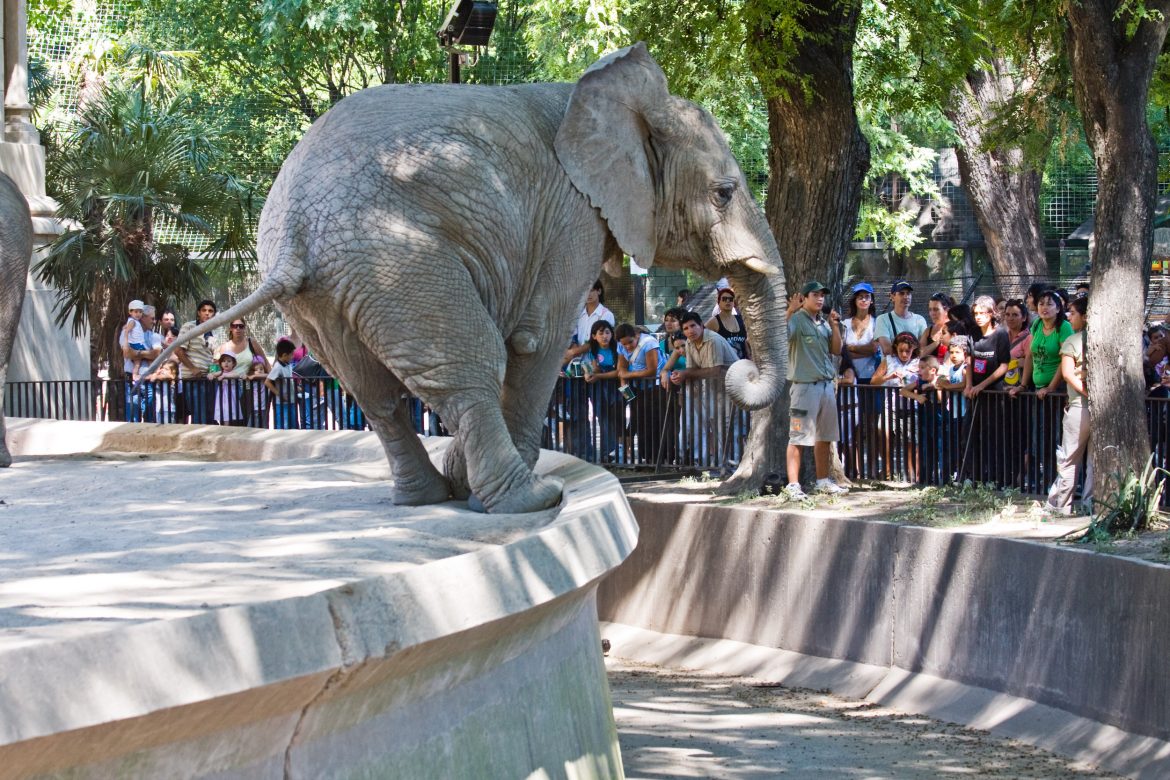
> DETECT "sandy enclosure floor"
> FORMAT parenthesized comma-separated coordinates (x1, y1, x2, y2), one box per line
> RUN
(0, 453, 555, 650)
(607, 657, 1119, 779)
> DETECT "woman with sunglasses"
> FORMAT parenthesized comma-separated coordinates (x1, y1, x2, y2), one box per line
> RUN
(705, 286, 750, 360)
(216, 317, 271, 378)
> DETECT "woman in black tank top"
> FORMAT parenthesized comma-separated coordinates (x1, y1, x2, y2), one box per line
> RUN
(705, 287, 750, 360)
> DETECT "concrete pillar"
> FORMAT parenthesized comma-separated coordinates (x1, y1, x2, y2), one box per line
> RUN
(4, 0, 39, 144)
(0, 0, 86, 382)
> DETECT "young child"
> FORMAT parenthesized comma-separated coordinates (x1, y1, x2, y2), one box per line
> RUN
(899, 355, 941, 404)
(123, 299, 147, 380)
(900, 355, 944, 483)
(264, 339, 298, 430)
(938, 334, 969, 408)
(873, 332, 920, 387)
(148, 326, 180, 423)
(212, 352, 244, 426)
(245, 355, 269, 428)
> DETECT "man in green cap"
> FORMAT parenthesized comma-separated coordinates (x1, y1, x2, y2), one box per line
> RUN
(785, 281, 847, 498)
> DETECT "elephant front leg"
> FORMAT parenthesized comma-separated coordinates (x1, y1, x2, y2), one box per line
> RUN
(501, 347, 566, 468)
(455, 398, 563, 514)
(445, 343, 564, 497)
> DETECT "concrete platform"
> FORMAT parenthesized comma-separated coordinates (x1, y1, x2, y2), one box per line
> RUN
(1, 419, 638, 779)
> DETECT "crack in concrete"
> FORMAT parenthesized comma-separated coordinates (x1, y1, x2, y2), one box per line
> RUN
(283, 591, 360, 780)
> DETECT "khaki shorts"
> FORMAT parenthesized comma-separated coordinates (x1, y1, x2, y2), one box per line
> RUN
(789, 380, 839, 446)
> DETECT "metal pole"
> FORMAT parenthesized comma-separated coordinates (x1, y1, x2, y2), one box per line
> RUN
(449, 51, 460, 84)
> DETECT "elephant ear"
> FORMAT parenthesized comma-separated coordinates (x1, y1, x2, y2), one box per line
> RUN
(555, 42, 670, 269)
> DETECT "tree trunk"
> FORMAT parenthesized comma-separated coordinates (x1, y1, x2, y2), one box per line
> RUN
(727, 0, 869, 489)
(946, 60, 1049, 282)
(1065, 2, 1169, 500)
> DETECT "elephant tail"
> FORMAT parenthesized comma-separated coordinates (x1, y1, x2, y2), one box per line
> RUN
(132, 266, 304, 393)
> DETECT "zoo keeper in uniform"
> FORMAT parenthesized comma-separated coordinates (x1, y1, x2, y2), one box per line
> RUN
(785, 281, 848, 499)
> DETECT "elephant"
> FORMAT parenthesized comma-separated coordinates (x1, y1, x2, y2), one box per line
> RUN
(146, 42, 788, 513)
(0, 171, 33, 468)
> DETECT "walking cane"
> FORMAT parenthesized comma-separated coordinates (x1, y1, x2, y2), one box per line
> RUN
(720, 412, 739, 476)
(957, 394, 981, 483)
(653, 386, 677, 474)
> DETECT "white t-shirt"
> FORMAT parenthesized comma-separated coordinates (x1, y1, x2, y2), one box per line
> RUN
(267, 360, 295, 402)
(121, 329, 161, 375)
(880, 354, 920, 387)
(575, 304, 615, 346)
(843, 316, 879, 380)
(125, 317, 145, 347)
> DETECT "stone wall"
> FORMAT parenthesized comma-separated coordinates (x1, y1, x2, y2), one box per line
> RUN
(598, 501, 1170, 744)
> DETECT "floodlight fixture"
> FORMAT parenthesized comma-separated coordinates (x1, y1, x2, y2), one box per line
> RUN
(437, 0, 497, 83)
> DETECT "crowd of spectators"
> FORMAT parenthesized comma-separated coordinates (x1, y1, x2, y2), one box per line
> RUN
(119, 297, 375, 431)
(114, 278, 1170, 506)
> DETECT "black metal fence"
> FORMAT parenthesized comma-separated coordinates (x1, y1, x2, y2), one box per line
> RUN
(6, 377, 1168, 504)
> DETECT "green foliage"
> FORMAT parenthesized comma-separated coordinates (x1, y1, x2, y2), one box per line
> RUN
(138, 0, 447, 123)
(852, 0, 950, 250)
(524, 0, 629, 81)
(1083, 457, 1169, 543)
(36, 72, 262, 373)
(28, 0, 73, 31)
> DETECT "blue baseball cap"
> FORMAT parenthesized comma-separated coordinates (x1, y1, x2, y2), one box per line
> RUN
(851, 282, 874, 295)
(890, 280, 914, 293)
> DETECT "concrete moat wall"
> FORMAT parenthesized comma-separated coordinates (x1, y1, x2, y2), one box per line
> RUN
(598, 500, 1170, 773)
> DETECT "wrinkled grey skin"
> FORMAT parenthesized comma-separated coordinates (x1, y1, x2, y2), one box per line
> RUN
(0, 172, 33, 467)
(145, 43, 787, 513)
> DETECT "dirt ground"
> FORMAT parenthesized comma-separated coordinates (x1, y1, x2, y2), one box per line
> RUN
(607, 657, 1120, 779)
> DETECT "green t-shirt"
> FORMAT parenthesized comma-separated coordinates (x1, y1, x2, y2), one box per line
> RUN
(787, 309, 835, 382)
(1061, 330, 1086, 407)
(1030, 318, 1073, 387)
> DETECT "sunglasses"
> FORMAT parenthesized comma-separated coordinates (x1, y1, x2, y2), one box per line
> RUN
(719, 296, 734, 302)
(230, 323, 246, 329)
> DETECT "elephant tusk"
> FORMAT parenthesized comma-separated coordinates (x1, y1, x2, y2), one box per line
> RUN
(741, 257, 780, 276)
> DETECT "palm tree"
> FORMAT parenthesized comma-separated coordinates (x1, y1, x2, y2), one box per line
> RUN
(36, 83, 262, 381)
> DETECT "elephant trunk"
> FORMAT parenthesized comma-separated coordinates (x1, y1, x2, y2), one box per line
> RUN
(724, 258, 788, 411)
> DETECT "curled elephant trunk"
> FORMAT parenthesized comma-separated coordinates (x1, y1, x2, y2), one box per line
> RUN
(724, 265, 787, 411)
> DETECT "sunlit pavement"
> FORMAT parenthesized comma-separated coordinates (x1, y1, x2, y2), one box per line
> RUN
(608, 657, 1117, 779)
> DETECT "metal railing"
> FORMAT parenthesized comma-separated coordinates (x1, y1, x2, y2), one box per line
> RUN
(6, 377, 1168, 505)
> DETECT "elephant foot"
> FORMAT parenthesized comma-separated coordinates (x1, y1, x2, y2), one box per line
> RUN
(481, 474, 564, 514)
(390, 473, 451, 507)
(0, 450, 9, 468)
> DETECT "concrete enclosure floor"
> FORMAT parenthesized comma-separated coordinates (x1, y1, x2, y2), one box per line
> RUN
(607, 656, 1119, 779)
(0, 451, 557, 650)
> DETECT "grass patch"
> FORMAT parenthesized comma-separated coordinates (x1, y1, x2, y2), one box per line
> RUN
(889, 481, 1023, 528)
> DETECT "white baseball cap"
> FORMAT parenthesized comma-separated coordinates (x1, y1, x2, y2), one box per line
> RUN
(128, 299, 145, 310)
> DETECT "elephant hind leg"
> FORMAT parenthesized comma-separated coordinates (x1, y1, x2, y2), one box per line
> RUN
(293, 313, 449, 506)
(0, 365, 10, 467)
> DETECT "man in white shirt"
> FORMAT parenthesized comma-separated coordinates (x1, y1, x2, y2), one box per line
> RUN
(875, 280, 928, 356)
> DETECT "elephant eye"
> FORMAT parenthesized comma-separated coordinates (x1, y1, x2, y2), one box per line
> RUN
(710, 182, 736, 209)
